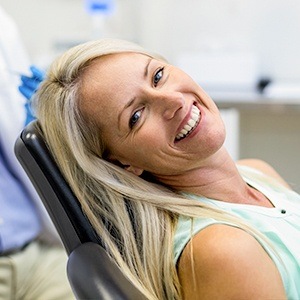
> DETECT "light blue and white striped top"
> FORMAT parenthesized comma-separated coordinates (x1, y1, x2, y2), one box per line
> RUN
(174, 165, 300, 299)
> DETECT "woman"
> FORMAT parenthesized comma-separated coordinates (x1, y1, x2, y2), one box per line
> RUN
(34, 39, 299, 299)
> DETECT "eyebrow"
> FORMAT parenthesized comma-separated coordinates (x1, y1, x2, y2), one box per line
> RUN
(117, 57, 153, 130)
(118, 97, 135, 130)
(144, 57, 152, 78)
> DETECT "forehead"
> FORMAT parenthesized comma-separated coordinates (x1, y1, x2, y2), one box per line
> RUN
(81, 52, 151, 94)
(84, 52, 150, 83)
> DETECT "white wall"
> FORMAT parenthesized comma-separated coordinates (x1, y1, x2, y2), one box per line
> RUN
(138, 0, 300, 82)
(1, 0, 300, 81)
(0, 0, 139, 66)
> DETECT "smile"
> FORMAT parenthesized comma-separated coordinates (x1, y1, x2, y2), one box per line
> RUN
(175, 104, 201, 141)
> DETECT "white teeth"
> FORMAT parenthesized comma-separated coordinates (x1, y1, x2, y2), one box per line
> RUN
(188, 119, 196, 127)
(176, 104, 200, 141)
(184, 124, 191, 131)
(181, 129, 188, 135)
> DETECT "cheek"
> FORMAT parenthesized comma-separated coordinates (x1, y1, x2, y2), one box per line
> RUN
(131, 130, 165, 159)
(123, 132, 168, 170)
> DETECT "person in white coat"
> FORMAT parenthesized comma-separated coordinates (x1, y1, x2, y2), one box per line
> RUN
(0, 6, 74, 300)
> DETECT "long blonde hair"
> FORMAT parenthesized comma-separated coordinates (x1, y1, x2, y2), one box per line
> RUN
(34, 39, 277, 299)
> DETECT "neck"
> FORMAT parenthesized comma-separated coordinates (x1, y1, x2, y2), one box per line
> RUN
(155, 148, 273, 207)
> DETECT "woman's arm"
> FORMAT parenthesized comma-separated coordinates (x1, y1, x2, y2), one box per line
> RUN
(178, 224, 286, 299)
(237, 158, 291, 189)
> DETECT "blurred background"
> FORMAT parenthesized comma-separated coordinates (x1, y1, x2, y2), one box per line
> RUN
(1, 0, 300, 190)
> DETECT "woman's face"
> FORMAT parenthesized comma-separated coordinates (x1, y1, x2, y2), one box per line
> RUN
(80, 52, 226, 178)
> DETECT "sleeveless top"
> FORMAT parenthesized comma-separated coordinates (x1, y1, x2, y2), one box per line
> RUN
(174, 165, 300, 299)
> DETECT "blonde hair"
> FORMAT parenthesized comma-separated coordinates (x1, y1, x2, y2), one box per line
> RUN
(34, 39, 277, 299)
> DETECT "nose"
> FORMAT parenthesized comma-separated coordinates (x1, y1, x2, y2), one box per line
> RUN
(151, 90, 184, 120)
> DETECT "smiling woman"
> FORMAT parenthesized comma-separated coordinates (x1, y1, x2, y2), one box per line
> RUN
(34, 38, 300, 300)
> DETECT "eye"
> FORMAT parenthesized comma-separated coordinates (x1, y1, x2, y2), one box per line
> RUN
(129, 109, 143, 129)
(153, 67, 164, 87)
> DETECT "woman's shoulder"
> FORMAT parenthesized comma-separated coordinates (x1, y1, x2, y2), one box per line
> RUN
(237, 158, 291, 189)
(177, 224, 286, 299)
(177, 224, 260, 274)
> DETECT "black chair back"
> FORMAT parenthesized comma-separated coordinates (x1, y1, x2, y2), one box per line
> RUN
(15, 120, 147, 300)
(15, 120, 99, 254)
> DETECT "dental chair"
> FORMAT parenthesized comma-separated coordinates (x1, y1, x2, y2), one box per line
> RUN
(14, 120, 147, 300)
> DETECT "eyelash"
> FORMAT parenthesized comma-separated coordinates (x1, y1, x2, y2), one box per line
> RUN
(129, 108, 143, 129)
(128, 67, 165, 129)
(153, 67, 164, 87)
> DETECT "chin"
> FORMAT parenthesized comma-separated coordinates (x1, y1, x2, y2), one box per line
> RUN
(203, 125, 227, 157)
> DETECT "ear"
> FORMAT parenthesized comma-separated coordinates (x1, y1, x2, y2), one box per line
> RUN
(107, 154, 144, 176)
(124, 165, 144, 176)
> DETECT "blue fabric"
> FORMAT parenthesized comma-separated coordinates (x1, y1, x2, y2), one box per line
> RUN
(0, 139, 40, 253)
(174, 165, 300, 299)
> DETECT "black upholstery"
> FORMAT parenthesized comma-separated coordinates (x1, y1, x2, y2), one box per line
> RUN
(14, 121, 99, 254)
(14, 120, 147, 300)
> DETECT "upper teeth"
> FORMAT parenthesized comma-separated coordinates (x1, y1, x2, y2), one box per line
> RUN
(175, 104, 200, 141)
